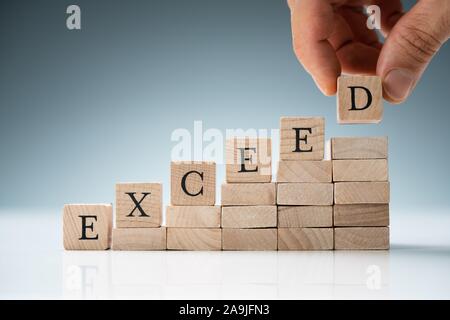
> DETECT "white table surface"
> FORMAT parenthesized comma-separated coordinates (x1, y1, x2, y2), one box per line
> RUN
(1, 208, 449, 300)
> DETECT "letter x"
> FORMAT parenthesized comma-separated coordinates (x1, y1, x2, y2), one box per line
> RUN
(126, 192, 151, 217)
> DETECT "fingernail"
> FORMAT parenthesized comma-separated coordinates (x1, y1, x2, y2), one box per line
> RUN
(383, 69, 415, 102)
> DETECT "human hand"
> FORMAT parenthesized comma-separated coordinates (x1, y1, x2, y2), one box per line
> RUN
(287, 0, 450, 103)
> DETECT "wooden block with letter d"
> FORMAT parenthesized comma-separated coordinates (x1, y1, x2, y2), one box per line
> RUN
(116, 183, 162, 228)
(280, 117, 325, 160)
(334, 227, 389, 250)
(63, 204, 113, 250)
(222, 228, 277, 251)
(334, 182, 390, 204)
(221, 183, 276, 206)
(226, 137, 272, 183)
(331, 137, 388, 159)
(277, 183, 333, 205)
(167, 228, 222, 251)
(166, 206, 221, 228)
(112, 227, 166, 251)
(171, 161, 216, 206)
(333, 159, 388, 182)
(337, 75, 383, 124)
(221, 206, 277, 228)
(278, 228, 334, 250)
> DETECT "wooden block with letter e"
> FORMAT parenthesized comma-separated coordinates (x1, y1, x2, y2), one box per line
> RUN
(221, 206, 277, 228)
(333, 159, 388, 182)
(278, 228, 334, 250)
(222, 228, 277, 251)
(221, 183, 276, 206)
(226, 137, 272, 183)
(112, 227, 166, 251)
(334, 204, 389, 227)
(166, 206, 221, 228)
(331, 137, 388, 159)
(171, 161, 216, 206)
(116, 183, 162, 228)
(280, 117, 325, 160)
(334, 182, 390, 204)
(337, 75, 383, 124)
(278, 206, 333, 228)
(277, 160, 332, 183)
(334, 227, 389, 250)
(63, 204, 113, 250)
(277, 183, 333, 205)
(167, 228, 222, 251)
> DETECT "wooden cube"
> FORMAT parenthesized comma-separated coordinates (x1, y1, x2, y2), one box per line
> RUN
(334, 182, 390, 204)
(166, 206, 221, 228)
(278, 228, 334, 250)
(226, 138, 272, 183)
(333, 159, 388, 182)
(116, 183, 162, 228)
(222, 229, 277, 251)
(221, 183, 276, 206)
(167, 228, 222, 251)
(334, 227, 389, 250)
(221, 206, 277, 228)
(331, 137, 388, 159)
(277, 160, 331, 183)
(337, 75, 383, 124)
(280, 117, 325, 160)
(63, 204, 112, 250)
(334, 204, 389, 227)
(171, 161, 216, 206)
(277, 183, 333, 205)
(278, 206, 332, 228)
(112, 227, 166, 251)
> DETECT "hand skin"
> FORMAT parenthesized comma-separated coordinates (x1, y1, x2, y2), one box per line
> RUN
(287, 0, 450, 103)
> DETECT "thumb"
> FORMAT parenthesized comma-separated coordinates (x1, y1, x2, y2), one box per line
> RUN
(377, 0, 450, 104)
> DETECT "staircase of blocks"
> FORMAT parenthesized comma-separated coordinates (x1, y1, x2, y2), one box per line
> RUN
(63, 75, 390, 251)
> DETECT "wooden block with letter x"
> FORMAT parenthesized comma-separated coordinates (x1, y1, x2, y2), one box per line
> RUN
(221, 206, 277, 228)
(278, 206, 333, 228)
(171, 161, 216, 206)
(331, 137, 388, 159)
(166, 206, 221, 228)
(167, 228, 222, 251)
(112, 227, 166, 251)
(280, 117, 325, 160)
(277, 160, 332, 183)
(334, 182, 390, 204)
(63, 204, 113, 250)
(221, 183, 276, 206)
(277, 183, 333, 205)
(333, 159, 388, 182)
(116, 183, 162, 228)
(334, 227, 389, 250)
(278, 228, 334, 250)
(337, 75, 383, 124)
(222, 228, 277, 251)
(334, 204, 389, 227)
(226, 137, 272, 183)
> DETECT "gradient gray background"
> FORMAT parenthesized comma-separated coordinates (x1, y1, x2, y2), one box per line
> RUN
(0, 0, 449, 212)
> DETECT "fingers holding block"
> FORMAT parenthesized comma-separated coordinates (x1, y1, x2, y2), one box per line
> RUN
(112, 227, 166, 251)
(63, 204, 112, 250)
(334, 227, 389, 250)
(337, 76, 383, 124)
(171, 161, 216, 206)
(116, 183, 162, 228)
(222, 229, 277, 251)
(278, 228, 334, 250)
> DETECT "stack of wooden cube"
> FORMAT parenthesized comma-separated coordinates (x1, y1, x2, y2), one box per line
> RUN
(166, 161, 222, 251)
(276, 117, 334, 250)
(221, 138, 277, 250)
(332, 137, 390, 250)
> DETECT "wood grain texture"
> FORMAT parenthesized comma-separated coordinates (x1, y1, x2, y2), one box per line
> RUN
(63, 204, 112, 250)
(278, 228, 334, 250)
(334, 227, 389, 250)
(277, 183, 333, 205)
(167, 228, 222, 251)
(112, 227, 166, 251)
(334, 182, 390, 204)
(278, 206, 333, 227)
(171, 161, 216, 206)
(222, 228, 277, 251)
(332, 159, 388, 182)
(337, 75, 383, 124)
(280, 117, 325, 160)
(221, 183, 276, 206)
(166, 206, 221, 228)
(334, 204, 389, 226)
(116, 183, 162, 228)
(221, 206, 277, 228)
(226, 138, 272, 183)
(331, 137, 388, 159)
(277, 160, 332, 183)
